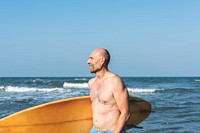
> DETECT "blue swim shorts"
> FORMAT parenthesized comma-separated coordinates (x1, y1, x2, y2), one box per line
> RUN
(90, 127, 126, 133)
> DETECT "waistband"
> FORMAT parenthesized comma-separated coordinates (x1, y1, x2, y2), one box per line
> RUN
(90, 127, 126, 133)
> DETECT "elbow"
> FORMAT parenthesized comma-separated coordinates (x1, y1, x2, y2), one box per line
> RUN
(121, 111, 130, 122)
(125, 112, 131, 122)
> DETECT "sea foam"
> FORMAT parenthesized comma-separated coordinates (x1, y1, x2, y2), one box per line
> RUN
(127, 88, 157, 93)
(4, 86, 64, 92)
(63, 82, 89, 88)
(62, 82, 159, 93)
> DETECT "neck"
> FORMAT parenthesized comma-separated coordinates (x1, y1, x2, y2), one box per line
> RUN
(95, 67, 109, 80)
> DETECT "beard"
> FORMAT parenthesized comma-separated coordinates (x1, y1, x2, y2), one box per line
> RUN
(90, 65, 102, 73)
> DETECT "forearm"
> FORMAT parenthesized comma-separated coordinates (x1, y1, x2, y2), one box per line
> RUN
(113, 112, 130, 133)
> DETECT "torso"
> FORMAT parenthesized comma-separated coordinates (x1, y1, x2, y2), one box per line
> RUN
(89, 74, 120, 131)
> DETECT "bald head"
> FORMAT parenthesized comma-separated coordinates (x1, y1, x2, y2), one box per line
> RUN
(93, 48, 111, 67)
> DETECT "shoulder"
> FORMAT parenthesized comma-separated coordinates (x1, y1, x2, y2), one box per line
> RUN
(88, 77, 96, 88)
(107, 73, 123, 83)
(106, 73, 125, 89)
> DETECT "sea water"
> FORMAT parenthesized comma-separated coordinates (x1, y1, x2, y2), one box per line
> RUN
(0, 77, 200, 133)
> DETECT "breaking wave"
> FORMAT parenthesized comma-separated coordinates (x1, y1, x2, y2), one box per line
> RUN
(1, 86, 64, 92)
(127, 88, 162, 93)
(63, 82, 88, 88)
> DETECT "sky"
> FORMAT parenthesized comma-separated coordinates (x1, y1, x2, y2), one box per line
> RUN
(0, 0, 200, 77)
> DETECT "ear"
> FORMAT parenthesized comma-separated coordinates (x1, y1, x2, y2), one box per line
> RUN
(100, 57, 106, 66)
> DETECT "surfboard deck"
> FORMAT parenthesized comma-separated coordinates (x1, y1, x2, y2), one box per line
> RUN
(0, 96, 151, 133)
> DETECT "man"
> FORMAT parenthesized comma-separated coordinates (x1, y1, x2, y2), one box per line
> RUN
(87, 48, 130, 133)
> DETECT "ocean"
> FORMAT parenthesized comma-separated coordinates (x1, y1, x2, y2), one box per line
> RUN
(0, 77, 199, 133)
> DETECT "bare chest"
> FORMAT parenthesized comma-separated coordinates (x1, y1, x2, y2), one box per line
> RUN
(90, 82, 114, 105)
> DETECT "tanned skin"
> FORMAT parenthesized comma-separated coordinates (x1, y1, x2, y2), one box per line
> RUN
(87, 48, 130, 133)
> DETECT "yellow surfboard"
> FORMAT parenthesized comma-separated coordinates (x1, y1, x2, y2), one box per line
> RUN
(0, 96, 151, 133)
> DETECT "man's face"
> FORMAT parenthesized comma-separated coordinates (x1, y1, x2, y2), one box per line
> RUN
(87, 51, 102, 73)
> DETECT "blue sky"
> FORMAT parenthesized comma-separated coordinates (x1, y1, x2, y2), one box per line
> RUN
(0, 0, 199, 77)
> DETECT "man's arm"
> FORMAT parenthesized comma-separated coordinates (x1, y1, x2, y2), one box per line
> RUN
(113, 77, 130, 133)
